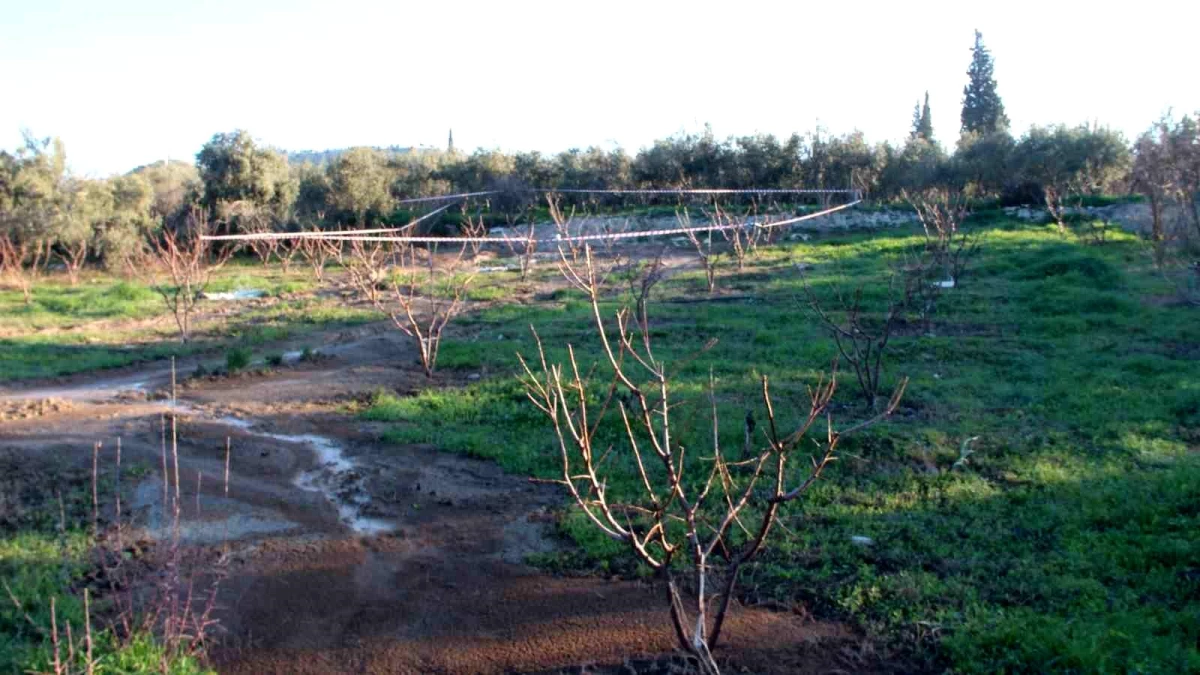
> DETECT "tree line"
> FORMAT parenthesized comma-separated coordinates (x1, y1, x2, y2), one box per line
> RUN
(1, 30, 1197, 275)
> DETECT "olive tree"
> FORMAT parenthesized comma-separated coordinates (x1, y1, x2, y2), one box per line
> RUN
(1016, 125, 1130, 231)
(55, 178, 112, 284)
(97, 174, 156, 275)
(0, 134, 65, 301)
(196, 130, 296, 229)
(327, 147, 394, 225)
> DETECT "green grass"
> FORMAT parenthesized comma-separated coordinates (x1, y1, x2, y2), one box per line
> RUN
(0, 267, 376, 382)
(364, 221, 1200, 672)
(0, 279, 162, 328)
(0, 336, 189, 381)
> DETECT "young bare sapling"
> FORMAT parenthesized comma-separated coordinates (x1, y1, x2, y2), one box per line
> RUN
(710, 202, 761, 273)
(803, 271, 905, 409)
(352, 238, 476, 377)
(4, 421, 228, 673)
(519, 246, 906, 674)
(504, 210, 538, 282)
(139, 208, 233, 342)
(547, 193, 583, 264)
(341, 238, 393, 306)
(459, 204, 488, 258)
(298, 227, 339, 282)
(276, 236, 298, 276)
(895, 246, 943, 335)
(597, 216, 631, 258)
(222, 201, 279, 268)
(681, 209, 724, 294)
(0, 231, 51, 305)
(758, 198, 787, 246)
(904, 188, 978, 287)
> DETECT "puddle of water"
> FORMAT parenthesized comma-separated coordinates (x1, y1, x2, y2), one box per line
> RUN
(208, 415, 393, 535)
(2, 374, 162, 403)
(201, 289, 266, 301)
(132, 479, 300, 543)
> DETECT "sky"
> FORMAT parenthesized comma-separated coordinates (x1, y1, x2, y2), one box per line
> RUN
(2, 0, 1197, 177)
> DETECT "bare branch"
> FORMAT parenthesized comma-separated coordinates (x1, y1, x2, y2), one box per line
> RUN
(135, 208, 232, 342)
(518, 244, 907, 671)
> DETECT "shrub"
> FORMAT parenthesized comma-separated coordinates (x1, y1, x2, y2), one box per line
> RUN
(225, 347, 251, 373)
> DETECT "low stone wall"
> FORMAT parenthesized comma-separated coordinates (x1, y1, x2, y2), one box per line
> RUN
(499, 202, 1182, 247)
(1000, 202, 1178, 236)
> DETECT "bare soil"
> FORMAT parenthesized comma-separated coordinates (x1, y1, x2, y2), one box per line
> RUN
(0, 320, 914, 674)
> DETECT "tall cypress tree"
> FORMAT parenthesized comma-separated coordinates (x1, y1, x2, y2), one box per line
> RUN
(961, 30, 1009, 135)
(920, 92, 934, 140)
(911, 91, 934, 142)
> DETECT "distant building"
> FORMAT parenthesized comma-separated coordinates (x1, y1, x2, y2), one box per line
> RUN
(448, 129, 455, 153)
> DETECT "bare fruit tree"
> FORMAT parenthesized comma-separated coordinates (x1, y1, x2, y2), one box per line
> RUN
(597, 216, 631, 258)
(621, 252, 666, 338)
(459, 205, 488, 258)
(758, 199, 787, 246)
(350, 239, 476, 378)
(506, 219, 539, 283)
(140, 209, 233, 342)
(895, 247, 943, 335)
(498, 203, 537, 281)
(341, 238, 392, 306)
(803, 273, 904, 410)
(547, 194, 583, 263)
(222, 201, 279, 268)
(904, 188, 977, 287)
(710, 202, 761, 273)
(298, 226, 338, 283)
(681, 209, 724, 294)
(519, 247, 905, 674)
(276, 237, 299, 276)
(0, 231, 50, 305)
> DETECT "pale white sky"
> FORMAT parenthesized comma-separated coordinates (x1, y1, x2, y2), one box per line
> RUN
(2, 0, 1196, 176)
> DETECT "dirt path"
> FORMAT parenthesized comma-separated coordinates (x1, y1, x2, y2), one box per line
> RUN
(0, 322, 908, 674)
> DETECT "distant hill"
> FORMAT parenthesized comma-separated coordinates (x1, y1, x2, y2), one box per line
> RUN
(127, 158, 198, 177)
(287, 145, 442, 166)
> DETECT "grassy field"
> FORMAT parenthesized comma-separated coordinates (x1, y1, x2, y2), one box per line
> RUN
(3, 217, 1197, 672)
(0, 256, 542, 383)
(362, 218, 1200, 672)
(0, 261, 378, 382)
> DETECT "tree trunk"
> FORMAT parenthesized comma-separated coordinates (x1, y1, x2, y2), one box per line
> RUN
(1149, 193, 1165, 266)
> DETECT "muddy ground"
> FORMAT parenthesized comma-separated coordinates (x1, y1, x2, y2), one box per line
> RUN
(0, 317, 913, 674)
